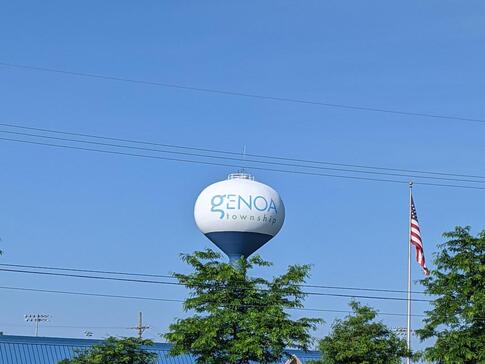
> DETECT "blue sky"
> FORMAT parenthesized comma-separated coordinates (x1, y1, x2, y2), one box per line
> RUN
(0, 0, 484, 352)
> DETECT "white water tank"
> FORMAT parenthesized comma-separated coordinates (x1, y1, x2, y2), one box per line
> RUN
(194, 173, 285, 261)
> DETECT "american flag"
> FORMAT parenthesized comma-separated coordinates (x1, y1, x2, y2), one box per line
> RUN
(410, 195, 429, 275)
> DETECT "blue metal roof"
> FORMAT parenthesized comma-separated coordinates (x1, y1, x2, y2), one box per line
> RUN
(0, 335, 320, 364)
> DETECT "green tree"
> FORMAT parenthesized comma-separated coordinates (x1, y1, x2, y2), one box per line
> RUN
(165, 249, 321, 364)
(417, 226, 485, 363)
(311, 301, 409, 364)
(58, 337, 157, 364)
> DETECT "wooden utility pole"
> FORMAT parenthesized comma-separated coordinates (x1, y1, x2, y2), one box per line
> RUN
(130, 312, 149, 339)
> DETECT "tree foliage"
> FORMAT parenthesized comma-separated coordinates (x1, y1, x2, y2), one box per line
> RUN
(311, 301, 409, 364)
(58, 337, 157, 364)
(164, 249, 321, 364)
(417, 226, 485, 363)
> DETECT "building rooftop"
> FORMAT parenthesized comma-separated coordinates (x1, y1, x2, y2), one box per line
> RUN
(0, 335, 320, 364)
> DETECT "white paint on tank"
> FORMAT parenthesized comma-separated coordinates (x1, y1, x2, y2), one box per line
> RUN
(194, 174, 285, 236)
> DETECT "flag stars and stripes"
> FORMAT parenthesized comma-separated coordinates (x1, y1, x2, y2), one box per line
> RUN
(410, 195, 429, 275)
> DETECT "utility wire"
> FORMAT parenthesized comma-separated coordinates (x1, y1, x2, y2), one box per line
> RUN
(2, 122, 484, 180)
(0, 323, 131, 330)
(1, 128, 484, 185)
(0, 263, 174, 279)
(0, 268, 432, 302)
(2, 136, 485, 191)
(0, 263, 427, 295)
(0, 285, 183, 303)
(0, 61, 484, 124)
(0, 285, 426, 318)
(0, 268, 180, 286)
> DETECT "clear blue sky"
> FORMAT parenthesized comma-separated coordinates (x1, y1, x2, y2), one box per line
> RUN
(1, 0, 484, 352)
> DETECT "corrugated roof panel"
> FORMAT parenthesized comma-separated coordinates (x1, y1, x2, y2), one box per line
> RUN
(0, 335, 319, 364)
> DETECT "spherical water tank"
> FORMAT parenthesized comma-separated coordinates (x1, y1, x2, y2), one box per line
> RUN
(194, 173, 285, 261)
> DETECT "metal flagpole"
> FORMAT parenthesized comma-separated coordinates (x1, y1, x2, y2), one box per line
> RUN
(406, 182, 413, 364)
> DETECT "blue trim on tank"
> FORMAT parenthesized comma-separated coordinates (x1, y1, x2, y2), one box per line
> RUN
(204, 231, 273, 261)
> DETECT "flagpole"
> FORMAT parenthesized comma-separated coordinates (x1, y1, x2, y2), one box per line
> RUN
(406, 181, 413, 364)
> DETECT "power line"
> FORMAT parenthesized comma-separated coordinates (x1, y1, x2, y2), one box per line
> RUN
(2, 122, 483, 180)
(296, 307, 421, 317)
(0, 323, 131, 330)
(0, 285, 183, 303)
(0, 263, 427, 295)
(0, 268, 180, 286)
(1, 128, 484, 185)
(2, 136, 485, 191)
(302, 283, 426, 295)
(0, 267, 432, 302)
(0, 285, 426, 318)
(0, 263, 174, 279)
(0, 61, 484, 124)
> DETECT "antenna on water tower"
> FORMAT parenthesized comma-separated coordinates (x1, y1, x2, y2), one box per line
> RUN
(241, 145, 247, 173)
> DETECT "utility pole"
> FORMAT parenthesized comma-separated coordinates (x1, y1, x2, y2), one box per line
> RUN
(24, 314, 49, 337)
(130, 312, 149, 339)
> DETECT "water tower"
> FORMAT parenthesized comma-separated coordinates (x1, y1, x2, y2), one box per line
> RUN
(194, 172, 285, 262)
